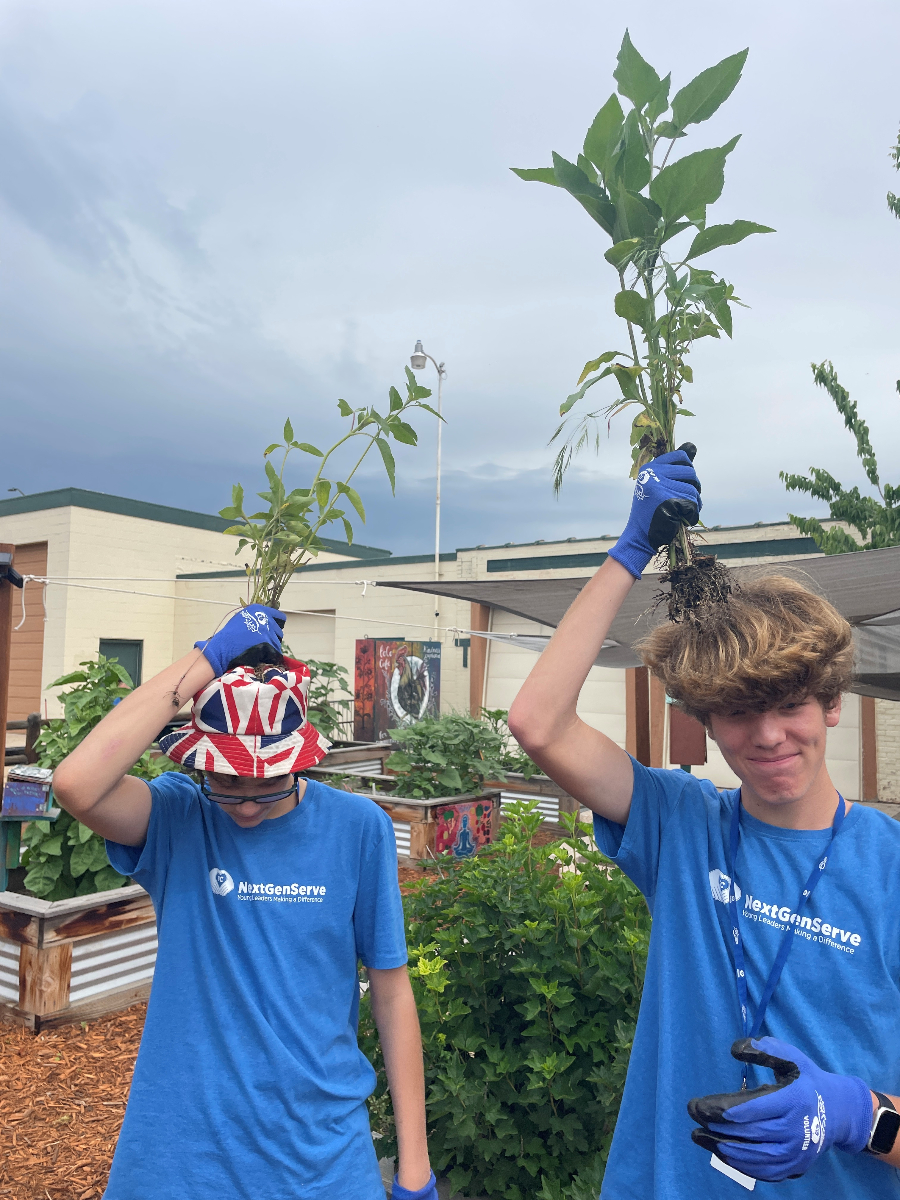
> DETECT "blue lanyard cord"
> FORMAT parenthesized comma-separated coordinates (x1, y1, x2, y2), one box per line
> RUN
(726, 791, 846, 1088)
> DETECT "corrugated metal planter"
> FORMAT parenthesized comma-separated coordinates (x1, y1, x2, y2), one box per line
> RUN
(0, 884, 156, 1031)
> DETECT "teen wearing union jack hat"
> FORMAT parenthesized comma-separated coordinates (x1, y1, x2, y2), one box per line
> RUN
(52, 605, 437, 1200)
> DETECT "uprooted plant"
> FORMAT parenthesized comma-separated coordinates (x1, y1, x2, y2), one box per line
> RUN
(220, 367, 439, 607)
(513, 30, 772, 618)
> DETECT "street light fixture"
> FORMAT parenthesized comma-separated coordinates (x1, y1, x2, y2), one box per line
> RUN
(409, 340, 447, 638)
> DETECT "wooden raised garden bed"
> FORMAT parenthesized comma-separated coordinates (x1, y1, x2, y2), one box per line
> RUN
(0, 884, 156, 1031)
(367, 789, 502, 868)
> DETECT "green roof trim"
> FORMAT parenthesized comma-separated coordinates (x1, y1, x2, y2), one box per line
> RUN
(0, 488, 390, 558)
(484, 537, 819, 574)
(177, 551, 458, 580)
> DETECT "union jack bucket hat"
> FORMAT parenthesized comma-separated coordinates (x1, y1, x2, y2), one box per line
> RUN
(159, 657, 330, 778)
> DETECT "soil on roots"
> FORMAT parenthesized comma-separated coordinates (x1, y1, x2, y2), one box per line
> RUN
(657, 553, 735, 623)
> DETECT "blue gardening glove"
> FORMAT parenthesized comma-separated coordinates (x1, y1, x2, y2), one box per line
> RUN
(608, 443, 702, 579)
(194, 605, 285, 676)
(391, 1170, 438, 1200)
(688, 1037, 872, 1182)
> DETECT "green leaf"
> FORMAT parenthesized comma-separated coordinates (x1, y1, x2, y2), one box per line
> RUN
(653, 120, 686, 140)
(582, 94, 624, 178)
(389, 386, 403, 412)
(24, 859, 63, 896)
(614, 290, 649, 329)
(337, 483, 366, 521)
(337, 398, 353, 417)
(283, 418, 294, 443)
(613, 188, 658, 240)
(616, 110, 651, 192)
(375, 438, 396, 494)
(613, 30, 661, 109)
(296, 443, 324, 457)
(70, 837, 109, 878)
(645, 74, 671, 124)
(232, 482, 244, 509)
(510, 166, 562, 186)
(577, 350, 627, 386)
(685, 219, 775, 260)
(391, 421, 418, 446)
(93, 865, 128, 892)
(341, 518, 354, 546)
(262, 442, 281, 457)
(649, 136, 740, 224)
(612, 364, 643, 401)
(604, 238, 642, 270)
(551, 152, 617, 234)
(671, 49, 748, 131)
(48, 670, 89, 687)
(560, 371, 612, 416)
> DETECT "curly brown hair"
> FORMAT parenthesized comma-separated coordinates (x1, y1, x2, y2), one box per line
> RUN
(637, 575, 854, 723)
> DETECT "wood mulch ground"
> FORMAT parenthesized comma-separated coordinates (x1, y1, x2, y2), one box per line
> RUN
(0, 1004, 146, 1200)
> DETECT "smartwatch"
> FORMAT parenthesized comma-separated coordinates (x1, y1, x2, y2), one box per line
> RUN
(867, 1092, 900, 1157)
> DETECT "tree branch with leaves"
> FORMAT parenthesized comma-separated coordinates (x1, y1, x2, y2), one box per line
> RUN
(220, 367, 440, 607)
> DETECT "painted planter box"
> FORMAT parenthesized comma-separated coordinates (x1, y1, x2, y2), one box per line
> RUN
(366, 790, 502, 867)
(0, 884, 156, 1031)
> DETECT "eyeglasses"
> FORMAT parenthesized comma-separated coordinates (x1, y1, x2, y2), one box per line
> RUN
(199, 777, 298, 806)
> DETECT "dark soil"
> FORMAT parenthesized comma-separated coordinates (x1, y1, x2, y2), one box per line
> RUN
(657, 552, 735, 623)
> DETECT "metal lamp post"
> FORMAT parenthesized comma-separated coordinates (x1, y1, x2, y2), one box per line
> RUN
(410, 340, 447, 638)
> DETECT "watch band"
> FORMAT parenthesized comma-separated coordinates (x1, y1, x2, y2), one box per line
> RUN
(874, 1091, 897, 1113)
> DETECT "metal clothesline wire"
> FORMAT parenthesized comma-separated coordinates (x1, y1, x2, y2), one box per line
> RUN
(14, 574, 499, 642)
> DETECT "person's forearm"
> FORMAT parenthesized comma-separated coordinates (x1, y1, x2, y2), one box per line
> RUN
(370, 971, 431, 1190)
(509, 556, 635, 751)
(53, 650, 213, 816)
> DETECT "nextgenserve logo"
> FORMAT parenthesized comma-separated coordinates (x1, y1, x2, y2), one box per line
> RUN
(709, 868, 742, 905)
(209, 868, 235, 897)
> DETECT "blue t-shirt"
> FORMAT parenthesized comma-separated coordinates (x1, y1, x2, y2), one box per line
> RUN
(595, 759, 900, 1199)
(103, 774, 406, 1200)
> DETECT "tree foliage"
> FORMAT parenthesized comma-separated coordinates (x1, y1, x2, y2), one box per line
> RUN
(358, 805, 650, 1196)
(512, 30, 772, 492)
(780, 128, 900, 554)
(780, 362, 900, 553)
(220, 369, 439, 607)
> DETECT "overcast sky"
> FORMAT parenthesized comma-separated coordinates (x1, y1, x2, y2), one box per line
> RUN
(1, 0, 898, 556)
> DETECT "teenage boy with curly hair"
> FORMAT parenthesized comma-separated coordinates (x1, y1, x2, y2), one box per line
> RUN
(510, 449, 900, 1198)
(53, 607, 437, 1200)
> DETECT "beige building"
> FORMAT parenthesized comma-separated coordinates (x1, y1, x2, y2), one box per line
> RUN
(0, 488, 890, 802)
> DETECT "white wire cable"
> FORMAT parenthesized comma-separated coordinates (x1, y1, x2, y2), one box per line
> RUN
(16, 574, 494, 640)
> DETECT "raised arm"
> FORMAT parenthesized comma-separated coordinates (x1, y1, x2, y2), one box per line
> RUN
(51, 605, 286, 846)
(508, 448, 701, 825)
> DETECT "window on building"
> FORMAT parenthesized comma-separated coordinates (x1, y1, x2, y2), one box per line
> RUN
(99, 639, 144, 687)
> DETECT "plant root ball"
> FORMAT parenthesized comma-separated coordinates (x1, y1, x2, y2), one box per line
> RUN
(658, 554, 735, 624)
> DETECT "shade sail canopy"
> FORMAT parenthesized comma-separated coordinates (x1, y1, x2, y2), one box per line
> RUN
(381, 545, 900, 700)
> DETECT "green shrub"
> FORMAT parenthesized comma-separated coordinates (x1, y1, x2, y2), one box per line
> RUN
(22, 656, 178, 901)
(385, 713, 510, 799)
(359, 804, 650, 1197)
(479, 708, 542, 780)
(304, 658, 354, 740)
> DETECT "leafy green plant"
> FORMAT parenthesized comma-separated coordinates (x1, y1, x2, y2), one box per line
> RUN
(24, 656, 178, 900)
(480, 707, 542, 779)
(219, 368, 439, 607)
(513, 30, 771, 594)
(385, 713, 510, 798)
(780, 129, 900, 555)
(780, 362, 900, 553)
(304, 659, 354, 740)
(358, 804, 650, 1197)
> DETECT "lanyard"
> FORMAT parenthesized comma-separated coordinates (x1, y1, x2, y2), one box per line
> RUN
(726, 791, 846, 1088)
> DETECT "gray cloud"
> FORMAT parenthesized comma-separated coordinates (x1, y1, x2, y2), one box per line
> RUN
(1, 0, 898, 552)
